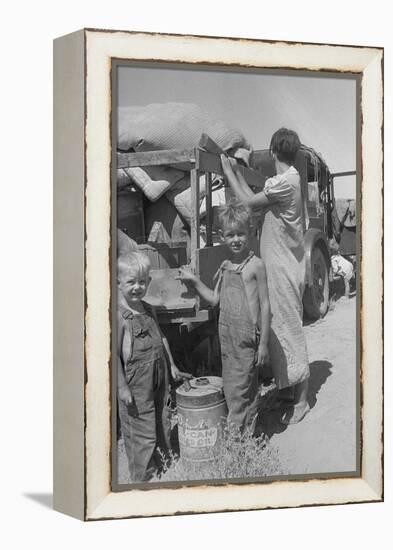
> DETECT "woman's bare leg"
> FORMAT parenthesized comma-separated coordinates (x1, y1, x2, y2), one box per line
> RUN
(280, 379, 310, 424)
(294, 378, 309, 405)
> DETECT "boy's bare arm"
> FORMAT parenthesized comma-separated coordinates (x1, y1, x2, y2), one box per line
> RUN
(150, 307, 192, 382)
(255, 258, 271, 366)
(117, 355, 133, 404)
(176, 267, 220, 307)
(117, 317, 133, 404)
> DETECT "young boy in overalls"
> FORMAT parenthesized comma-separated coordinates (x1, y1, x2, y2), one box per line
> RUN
(117, 251, 191, 482)
(177, 202, 270, 431)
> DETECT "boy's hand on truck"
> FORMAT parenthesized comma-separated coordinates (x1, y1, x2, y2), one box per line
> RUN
(176, 266, 197, 284)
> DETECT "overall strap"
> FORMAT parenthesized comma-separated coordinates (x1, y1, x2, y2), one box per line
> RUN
(140, 301, 161, 340)
(234, 251, 255, 272)
(213, 259, 230, 284)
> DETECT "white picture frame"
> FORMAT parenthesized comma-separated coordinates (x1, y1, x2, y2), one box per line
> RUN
(53, 28, 383, 521)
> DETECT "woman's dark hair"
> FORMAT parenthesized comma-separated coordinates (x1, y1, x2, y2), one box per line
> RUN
(269, 128, 301, 165)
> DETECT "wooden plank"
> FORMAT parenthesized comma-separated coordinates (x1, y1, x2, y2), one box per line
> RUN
(197, 149, 221, 173)
(197, 150, 265, 189)
(198, 133, 225, 155)
(205, 172, 213, 247)
(117, 149, 194, 169)
(156, 309, 211, 325)
(239, 165, 267, 190)
(190, 164, 200, 263)
(297, 154, 308, 233)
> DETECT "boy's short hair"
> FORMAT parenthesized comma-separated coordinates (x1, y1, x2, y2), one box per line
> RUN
(117, 251, 151, 281)
(269, 127, 301, 165)
(218, 199, 251, 231)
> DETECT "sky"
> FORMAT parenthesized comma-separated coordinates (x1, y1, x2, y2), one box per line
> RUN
(118, 65, 357, 198)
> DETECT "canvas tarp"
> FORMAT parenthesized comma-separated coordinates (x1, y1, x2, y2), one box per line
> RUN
(117, 103, 250, 224)
(118, 102, 251, 153)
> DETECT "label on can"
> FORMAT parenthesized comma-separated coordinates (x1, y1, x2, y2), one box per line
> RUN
(178, 426, 218, 449)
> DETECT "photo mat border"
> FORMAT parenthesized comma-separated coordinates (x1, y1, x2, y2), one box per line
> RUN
(110, 59, 362, 492)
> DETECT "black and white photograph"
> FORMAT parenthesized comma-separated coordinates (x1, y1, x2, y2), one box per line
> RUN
(114, 63, 359, 487)
(2, 0, 389, 538)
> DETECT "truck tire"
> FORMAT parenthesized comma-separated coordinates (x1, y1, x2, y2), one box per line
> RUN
(303, 245, 329, 320)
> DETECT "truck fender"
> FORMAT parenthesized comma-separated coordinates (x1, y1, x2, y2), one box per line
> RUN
(304, 229, 331, 287)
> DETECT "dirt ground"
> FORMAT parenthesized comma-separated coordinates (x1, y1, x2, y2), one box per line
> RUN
(257, 294, 357, 476)
(117, 293, 357, 483)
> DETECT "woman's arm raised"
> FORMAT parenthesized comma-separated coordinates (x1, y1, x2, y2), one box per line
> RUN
(220, 154, 271, 209)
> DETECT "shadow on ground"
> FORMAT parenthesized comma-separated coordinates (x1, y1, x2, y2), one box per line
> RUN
(255, 360, 333, 439)
(23, 493, 53, 509)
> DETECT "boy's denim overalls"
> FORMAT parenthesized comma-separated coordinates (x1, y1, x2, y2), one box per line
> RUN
(217, 253, 260, 431)
(118, 304, 171, 482)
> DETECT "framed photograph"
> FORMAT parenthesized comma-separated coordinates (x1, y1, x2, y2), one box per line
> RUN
(53, 29, 383, 520)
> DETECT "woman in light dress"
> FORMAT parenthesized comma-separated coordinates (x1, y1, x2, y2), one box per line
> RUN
(221, 128, 310, 424)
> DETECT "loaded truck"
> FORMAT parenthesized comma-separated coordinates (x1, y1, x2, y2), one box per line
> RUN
(117, 141, 355, 371)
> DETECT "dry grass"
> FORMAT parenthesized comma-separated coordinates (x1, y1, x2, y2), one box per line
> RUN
(154, 423, 285, 482)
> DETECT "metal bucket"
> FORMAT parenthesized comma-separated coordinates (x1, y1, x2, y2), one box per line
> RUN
(176, 376, 228, 463)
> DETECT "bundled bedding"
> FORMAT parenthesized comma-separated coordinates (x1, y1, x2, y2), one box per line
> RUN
(118, 102, 250, 153)
(117, 102, 251, 225)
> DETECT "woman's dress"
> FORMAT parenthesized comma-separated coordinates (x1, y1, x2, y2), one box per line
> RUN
(260, 166, 309, 388)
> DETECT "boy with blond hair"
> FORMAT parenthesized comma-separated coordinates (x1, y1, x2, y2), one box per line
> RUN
(178, 202, 270, 431)
(117, 251, 190, 482)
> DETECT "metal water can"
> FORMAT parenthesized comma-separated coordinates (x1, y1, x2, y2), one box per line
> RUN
(176, 376, 228, 463)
